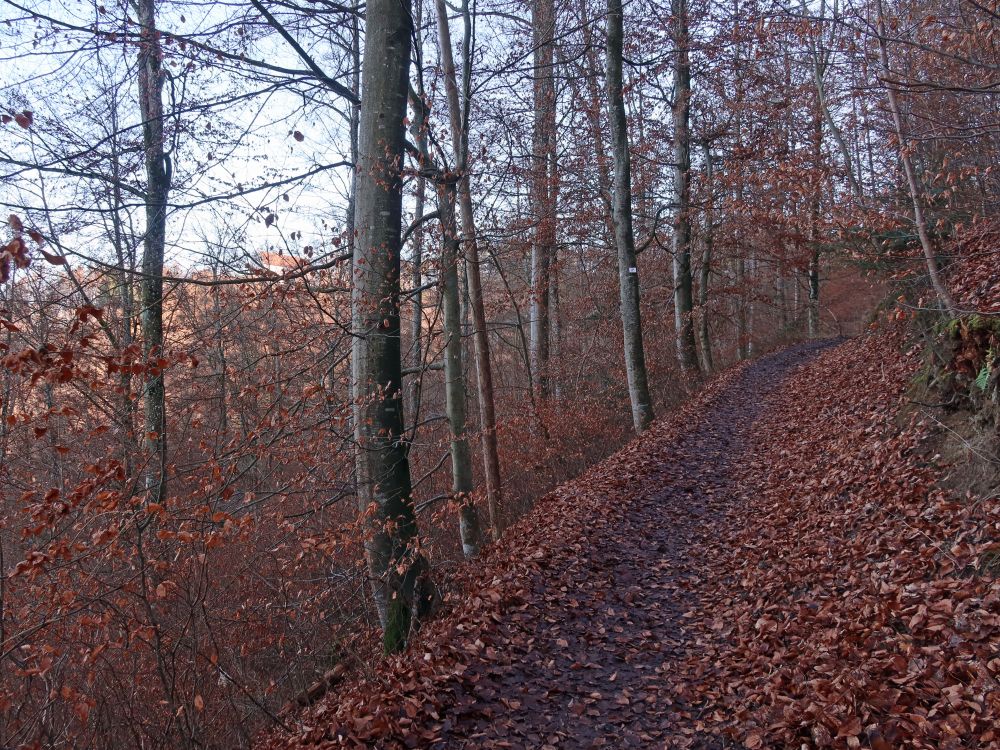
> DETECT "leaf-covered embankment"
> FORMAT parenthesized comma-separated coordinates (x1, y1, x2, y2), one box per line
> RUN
(683, 325, 1000, 748)
(260, 341, 835, 748)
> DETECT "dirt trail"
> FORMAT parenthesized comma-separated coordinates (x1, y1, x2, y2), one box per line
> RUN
(431, 341, 839, 749)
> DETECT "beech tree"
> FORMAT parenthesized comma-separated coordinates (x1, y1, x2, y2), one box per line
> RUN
(136, 0, 170, 505)
(351, 0, 431, 652)
(607, 0, 655, 433)
(530, 0, 557, 400)
(4, 0, 992, 743)
(433, 0, 503, 538)
(671, 0, 700, 374)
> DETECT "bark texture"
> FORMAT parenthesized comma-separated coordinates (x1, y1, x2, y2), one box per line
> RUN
(352, 0, 431, 653)
(606, 0, 655, 434)
(136, 0, 169, 505)
(699, 140, 715, 374)
(671, 0, 699, 375)
(438, 182, 483, 557)
(530, 0, 556, 399)
(435, 0, 503, 539)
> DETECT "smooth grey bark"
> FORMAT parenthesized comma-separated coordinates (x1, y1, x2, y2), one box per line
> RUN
(352, 0, 431, 653)
(805, 0, 863, 201)
(408, 0, 427, 430)
(435, 0, 503, 538)
(807, 98, 823, 338)
(875, 0, 957, 316)
(698, 140, 714, 374)
(408, 41, 483, 558)
(347, 0, 361, 260)
(671, 0, 699, 375)
(606, 0, 654, 434)
(438, 182, 483, 558)
(530, 0, 556, 399)
(807, 248, 820, 337)
(136, 0, 169, 505)
(408, 177, 426, 428)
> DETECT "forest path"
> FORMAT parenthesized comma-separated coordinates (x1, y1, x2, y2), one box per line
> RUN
(432, 340, 839, 749)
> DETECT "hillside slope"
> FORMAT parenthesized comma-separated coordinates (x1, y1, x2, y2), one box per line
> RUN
(262, 319, 998, 749)
(681, 327, 999, 748)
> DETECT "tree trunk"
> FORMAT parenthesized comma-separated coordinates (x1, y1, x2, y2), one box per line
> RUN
(408, 0, 427, 431)
(136, 0, 169, 506)
(579, 6, 615, 231)
(606, 0, 655, 434)
(352, 0, 431, 653)
(875, 0, 957, 316)
(807, 247, 820, 338)
(698, 140, 714, 374)
(736, 256, 749, 359)
(530, 0, 556, 399)
(805, 0, 863, 201)
(671, 0, 699, 375)
(435, 0, 503, 539)
(438, 182, 483, 558)
(807, 95, 823, 339)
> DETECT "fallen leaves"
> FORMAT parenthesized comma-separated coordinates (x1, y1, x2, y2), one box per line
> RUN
(677, 327, 1000, 749)
(262, 318, 998, 750)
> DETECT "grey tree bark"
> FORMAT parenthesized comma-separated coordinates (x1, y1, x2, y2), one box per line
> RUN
(352, 0, 431, 653)
(530, 0, 556, 399)
(671, 0, 699, 375)
(136, 0, 169, 506)
(698, 140, 715, 374)
(438, 182, 483, 558)
(408, 0, 427, 430)
(875, 0, 957, 316)
(807, 103, 822, 338)
(435, 0, 503, 539)
(606, 0, 655, 434)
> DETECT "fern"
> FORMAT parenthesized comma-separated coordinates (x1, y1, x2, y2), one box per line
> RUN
(976, 363, 991, 391)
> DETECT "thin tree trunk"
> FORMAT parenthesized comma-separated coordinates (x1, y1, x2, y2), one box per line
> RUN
(607, 0, 655, 434)
(698, 140, 714, 374)
(736, 256, 749, 359)
(875, 0, 957, 316)
(435, 0, 503, 538)
(438, 182, 483, 558)
(579, 5, 615, 230)
(806, 0, 862, 200)
(530, 0, 556, 399)
(352, 0, 431, 653)
(671, 0, 699, 375)
(408, 0, 427, 430)
(807, 246, 820, 337)
(807, 97, 823, 338)
(549, 249, 562, 400)
(136, 0, 169, 506)
(347, 0, 360, 260)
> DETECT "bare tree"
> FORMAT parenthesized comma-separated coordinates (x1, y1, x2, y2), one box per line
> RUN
(607, 0, 655, 433)
(434, 0, 504, 538)
(671, 0, 700, 374)
(135, 0, 170, 505)
(351, 0, 431, 652)
(875, 0, 957, 316)
(530, 0, 557, 399)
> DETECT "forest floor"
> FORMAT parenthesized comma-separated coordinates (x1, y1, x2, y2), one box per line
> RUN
(403, 340, 841, 749)
(270, 328, 999, 749)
